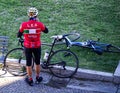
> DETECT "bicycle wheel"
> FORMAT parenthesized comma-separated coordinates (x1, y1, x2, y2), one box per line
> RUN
(106, 45, 120, 53)
(4, 48, 27, 76)
(42, 32, 80, 46)
(48, 50, 79, 78)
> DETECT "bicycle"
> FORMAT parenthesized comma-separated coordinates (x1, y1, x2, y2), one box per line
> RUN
(3, 33, 79, 78)
(49, 34, 120, 55)
(42, 32, 80, 46)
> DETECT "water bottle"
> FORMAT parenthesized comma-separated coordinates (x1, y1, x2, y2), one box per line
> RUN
(43, 51, 49, 60)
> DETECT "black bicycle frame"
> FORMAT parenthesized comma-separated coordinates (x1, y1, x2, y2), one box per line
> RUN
(46, 38, 57, 64)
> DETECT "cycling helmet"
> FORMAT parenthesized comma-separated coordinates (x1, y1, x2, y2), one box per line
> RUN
(27, 7, 38, 18)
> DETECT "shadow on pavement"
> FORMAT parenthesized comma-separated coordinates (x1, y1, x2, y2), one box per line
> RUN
(45, 76, 71, 89)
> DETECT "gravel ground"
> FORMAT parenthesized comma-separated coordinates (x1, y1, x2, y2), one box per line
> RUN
(0, 69, 119, 93)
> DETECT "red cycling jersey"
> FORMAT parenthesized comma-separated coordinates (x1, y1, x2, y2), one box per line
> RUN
(19, 19, 45, 48)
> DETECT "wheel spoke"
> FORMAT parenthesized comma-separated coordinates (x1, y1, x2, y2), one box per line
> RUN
(4, 48, 27, 76)
(49, 50, 79, 78)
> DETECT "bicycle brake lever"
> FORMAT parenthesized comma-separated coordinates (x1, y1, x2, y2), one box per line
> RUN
(17, 38, 20, 45)
(18, 38, 24, 47)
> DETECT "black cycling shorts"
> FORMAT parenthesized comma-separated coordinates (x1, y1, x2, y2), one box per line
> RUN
(24, 47, 41, 66)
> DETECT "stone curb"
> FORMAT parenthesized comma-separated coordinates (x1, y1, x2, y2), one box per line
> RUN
(113, 61, 120, 84)
(74, 68, 113, 82)
(41, 61, 120, 84)
(3, 58, 119, 83)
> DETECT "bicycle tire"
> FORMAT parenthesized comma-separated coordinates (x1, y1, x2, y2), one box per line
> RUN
(4, 48, 27, 76)
(106, 45, 120, 53)
(42, 32, 80, 46)
(48, 49, 79, 78)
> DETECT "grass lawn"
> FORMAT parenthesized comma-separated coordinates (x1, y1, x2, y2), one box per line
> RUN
(0, 0, 120, 73)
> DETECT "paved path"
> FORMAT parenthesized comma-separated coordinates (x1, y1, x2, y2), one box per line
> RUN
(0, 70, 120, 93)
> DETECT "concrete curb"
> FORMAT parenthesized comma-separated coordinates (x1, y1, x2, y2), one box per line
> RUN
(73, 61, 120, 83)
(74, 68, 113, 82)
(41, 61, 120, 84)
(113, 61, 120, 84)
(4, 58, 119, 83)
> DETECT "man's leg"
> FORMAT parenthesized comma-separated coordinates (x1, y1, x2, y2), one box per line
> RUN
(25, 66, 33, 86)
(25, 48, 33, 77)
(26, 66, 32, 77)
(33, 47, 43, 83)
(35, 64, 40, 77)
(24, 48, 33, 86)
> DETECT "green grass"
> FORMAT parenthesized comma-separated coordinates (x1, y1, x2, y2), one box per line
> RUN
(0, 0, 120, 73)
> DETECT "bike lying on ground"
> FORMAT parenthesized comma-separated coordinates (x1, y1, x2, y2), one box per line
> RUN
(3, 33, 79, 78)
(45, 34, 120, 55)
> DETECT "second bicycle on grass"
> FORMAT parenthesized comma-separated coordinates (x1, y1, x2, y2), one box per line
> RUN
(46, 33, 120, 55)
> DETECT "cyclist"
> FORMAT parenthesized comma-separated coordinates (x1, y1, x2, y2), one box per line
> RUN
(17, 7, 48, 86)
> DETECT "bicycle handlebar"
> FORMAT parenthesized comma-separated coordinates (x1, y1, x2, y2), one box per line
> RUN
(50, 32, 80, 40)
(18, 37, 24, 47)
(51, 35, 63, 40)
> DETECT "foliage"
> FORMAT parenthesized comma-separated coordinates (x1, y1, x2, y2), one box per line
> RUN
(0, 0, 120, 72)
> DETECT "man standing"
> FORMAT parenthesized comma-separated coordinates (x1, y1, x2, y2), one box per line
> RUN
(17, 7, 48, 86)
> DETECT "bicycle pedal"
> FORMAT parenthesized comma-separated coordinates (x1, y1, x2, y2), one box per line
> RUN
(41, 64, 49, 69)
(41, 63, 47, 68)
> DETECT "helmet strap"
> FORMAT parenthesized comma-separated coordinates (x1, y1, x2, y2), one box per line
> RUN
(29, 16, 37, 20)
